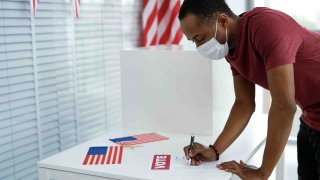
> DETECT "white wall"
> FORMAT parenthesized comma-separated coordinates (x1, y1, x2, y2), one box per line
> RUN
(226, 0, 247, 15)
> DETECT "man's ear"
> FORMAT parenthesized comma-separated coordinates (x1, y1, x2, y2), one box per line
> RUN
(216, 14, 229, 27)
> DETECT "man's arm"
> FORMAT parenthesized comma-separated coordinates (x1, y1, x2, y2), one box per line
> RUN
(183, 75, 256, 164)
(213, 74, 256, 155)
(218, 64, 296, 180)
(259, 64, 296, 177)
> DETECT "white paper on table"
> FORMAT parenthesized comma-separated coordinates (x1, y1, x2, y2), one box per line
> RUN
(171, 155, 219, 170)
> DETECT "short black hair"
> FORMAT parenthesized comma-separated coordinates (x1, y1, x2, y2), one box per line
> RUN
(178, 0, 234, 21)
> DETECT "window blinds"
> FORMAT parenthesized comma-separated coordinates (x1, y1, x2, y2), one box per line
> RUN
(75, 1, 108, 142)
(122, 0, 143, 49)
(0, 0, 125, 179)
(103, 0, 123, 130)
(0, 1, 39, 180)
(35, 0, 77, 159)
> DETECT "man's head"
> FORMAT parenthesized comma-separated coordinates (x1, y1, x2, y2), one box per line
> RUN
(178, 0, 236, 48)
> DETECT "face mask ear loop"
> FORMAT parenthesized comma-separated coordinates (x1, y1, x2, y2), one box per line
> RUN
(225, 28, 228, 44)
(214, 17, 218, 38)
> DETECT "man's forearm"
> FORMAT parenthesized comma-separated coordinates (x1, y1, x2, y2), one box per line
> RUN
(259, 103, 296, 177)
(213, 101, 255, 155)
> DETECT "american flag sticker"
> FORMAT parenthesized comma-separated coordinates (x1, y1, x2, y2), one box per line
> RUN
(109, 132, 169, 146)
(82, 146, 123, 165)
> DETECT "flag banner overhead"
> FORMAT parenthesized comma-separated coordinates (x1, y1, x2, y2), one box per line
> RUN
(142, 0, 183, 47)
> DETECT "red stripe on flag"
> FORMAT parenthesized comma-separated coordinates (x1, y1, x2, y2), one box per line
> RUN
(119, 133, 168, 146)
(95, 155, 101, 165)
(33, 0, 36, 16)
(158, 0, 170, 23)
(112, 146, 118, 164)
(142, 0, 182, 46)
(101, 154, 106, 164)
(118, 146, 123, 164)
(172, 29, 182, 44)
(143, 0, 149, 9)
(89, 155, 95, 165)
(83, 155, 90, 165)
(75, 0, 78, 18)
(159, 1, 180, 44)
(150, 32, 158, 46)
(142, 1, 158, 46)
(106, 146, 113, 164)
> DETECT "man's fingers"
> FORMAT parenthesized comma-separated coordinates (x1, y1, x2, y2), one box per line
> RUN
(218, 161, 246, 179)
(225, 168, 244, 179)
(218, 161, 242, 170)
(239, 160, 257, 169)
(183, 142, 206, 161)
(190, 143, 206, 157)
(183, 146, 191, 160)
(194, 154, 206, 161)
(190, 156, 201, 166)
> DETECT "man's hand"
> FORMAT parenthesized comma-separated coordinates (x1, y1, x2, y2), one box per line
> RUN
(183, 142, 217, 165)
(218, 160, 268, 180)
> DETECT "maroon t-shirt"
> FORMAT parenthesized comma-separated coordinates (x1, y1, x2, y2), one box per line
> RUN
(226, 7, 320, 131)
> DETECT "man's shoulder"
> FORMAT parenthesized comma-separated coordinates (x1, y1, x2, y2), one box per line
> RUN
(242, 7, 292, 22)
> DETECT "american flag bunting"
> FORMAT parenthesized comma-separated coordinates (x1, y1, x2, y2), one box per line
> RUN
(73, 0, 81, 18)
(30, 0, 38, 17)
(142, 0, 183, 47)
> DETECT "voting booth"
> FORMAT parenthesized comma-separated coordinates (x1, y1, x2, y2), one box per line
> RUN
(121, 48, 213, 135)
(38, 49, 268, 180)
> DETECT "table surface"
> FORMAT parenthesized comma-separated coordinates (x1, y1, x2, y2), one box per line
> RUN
(38, 112, 268, 180)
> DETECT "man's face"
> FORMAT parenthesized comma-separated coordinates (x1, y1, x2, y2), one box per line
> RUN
(180, 14, 215, 48)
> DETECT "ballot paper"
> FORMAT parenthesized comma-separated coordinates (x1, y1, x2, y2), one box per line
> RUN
(172, 156, 219, 170)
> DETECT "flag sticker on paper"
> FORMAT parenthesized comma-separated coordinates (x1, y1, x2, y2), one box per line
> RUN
(82, 146, 123, 165)
(109, 132, 169, 146)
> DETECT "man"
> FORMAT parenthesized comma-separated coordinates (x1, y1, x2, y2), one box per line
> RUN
(179, 0, 320, 179)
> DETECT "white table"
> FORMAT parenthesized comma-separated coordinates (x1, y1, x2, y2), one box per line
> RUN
(38, 113, 267, 180)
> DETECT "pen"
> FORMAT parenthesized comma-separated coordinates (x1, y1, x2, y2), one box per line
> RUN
(189, 134, 195, 165)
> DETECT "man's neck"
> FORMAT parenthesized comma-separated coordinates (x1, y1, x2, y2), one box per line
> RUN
(227, 15, 241, 49)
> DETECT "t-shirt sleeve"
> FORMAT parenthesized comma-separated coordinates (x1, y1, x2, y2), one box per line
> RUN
(226, 57, 240, 76)
(230, 65, 240, 76)
(251, 12, 303, 70)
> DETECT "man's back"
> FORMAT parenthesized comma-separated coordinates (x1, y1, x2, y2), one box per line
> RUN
(226, 7, 320, 130)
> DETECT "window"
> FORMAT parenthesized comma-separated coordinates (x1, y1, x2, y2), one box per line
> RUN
(253, 0, 320, 31)
(0, 0, 125, 179)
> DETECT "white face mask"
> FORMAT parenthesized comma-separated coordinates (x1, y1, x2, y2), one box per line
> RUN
(197, 18, 229, 60)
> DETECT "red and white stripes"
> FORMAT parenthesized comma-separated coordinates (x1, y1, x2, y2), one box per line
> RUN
(142, 0, 182, 47)
(30, 0, 38, 17)
(73, 0, 81, 18)
(118, 133, 169, 146)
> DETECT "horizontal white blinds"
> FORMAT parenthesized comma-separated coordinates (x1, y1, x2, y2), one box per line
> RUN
(122, 0, 143, 48)
(0, 1, 39, 180)
(0, 0, 124, 179)
(35, 0, 77, 159)
(75, 1, 107, 142)
(104, 0, 123, 130)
